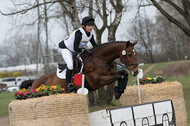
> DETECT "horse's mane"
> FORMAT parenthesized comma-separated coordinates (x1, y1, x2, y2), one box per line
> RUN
(91, 41, 132, 51)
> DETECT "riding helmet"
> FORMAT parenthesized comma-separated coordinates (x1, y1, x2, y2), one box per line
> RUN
(82, 16, 95, 26)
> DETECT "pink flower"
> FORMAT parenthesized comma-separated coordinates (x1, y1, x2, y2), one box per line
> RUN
(15, 92, 22, 96)
(24, 91, 29, 96)
(30, 89, 39, 93)
(30, 89, 36, 93)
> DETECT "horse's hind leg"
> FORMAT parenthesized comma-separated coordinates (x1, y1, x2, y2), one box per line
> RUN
(31, 75, 48, 89)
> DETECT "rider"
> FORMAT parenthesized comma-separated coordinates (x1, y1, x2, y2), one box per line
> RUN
(59, 16, 97, 93)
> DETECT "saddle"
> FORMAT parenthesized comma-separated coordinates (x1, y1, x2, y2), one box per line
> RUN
(58, 53, 83, 75)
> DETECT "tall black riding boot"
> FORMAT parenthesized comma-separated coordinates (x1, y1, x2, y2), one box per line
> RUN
(66, 68, 74, 93)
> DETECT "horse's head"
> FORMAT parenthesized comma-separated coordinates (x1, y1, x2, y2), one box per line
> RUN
(120, 41, 139, 76)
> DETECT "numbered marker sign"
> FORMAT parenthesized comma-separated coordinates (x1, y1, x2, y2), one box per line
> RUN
(137, 69, 143, 79)
(74, 74, 88, 95)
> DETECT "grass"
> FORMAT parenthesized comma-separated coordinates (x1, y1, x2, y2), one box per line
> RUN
(167, 75, 190, 124)
(0, 92, 15, 117)
(88, 96, 121, 112)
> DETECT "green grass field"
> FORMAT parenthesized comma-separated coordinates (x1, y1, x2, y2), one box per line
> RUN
(168, 76, 190, 123)
(0, 60, 190, 124)
(0, 92, 15, 117)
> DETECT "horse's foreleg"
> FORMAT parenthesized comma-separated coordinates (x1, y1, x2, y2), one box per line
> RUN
(98, 70, 128, 86)
(114, 70, 128, 78)
(98, 74, 120, 86)
(113, 70, 129, 99)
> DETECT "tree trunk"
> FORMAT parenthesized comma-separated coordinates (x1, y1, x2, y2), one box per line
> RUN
(104, 31, 116, 104)
(97, 0, 123, 105)
(97, 87, 106, 104)
(43, 0, 49, 74)
(36, 0, 41, 78)
(88, 91, 97, 106)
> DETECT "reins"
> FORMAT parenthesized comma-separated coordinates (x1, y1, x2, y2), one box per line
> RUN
(80, 54, 114, 74)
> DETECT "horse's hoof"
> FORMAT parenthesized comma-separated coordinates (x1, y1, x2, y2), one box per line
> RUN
(114, 86, 121, 99)
(66, 83, 75, 93)
(115, 92, 121, 99)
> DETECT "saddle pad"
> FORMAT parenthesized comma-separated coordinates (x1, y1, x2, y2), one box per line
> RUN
(56, 65, 66, 79)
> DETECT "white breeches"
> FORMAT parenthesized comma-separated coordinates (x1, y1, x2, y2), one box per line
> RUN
(60, 49, 73, 70)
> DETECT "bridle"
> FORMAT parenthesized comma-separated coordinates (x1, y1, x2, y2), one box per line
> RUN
(121, 43, 138, 71)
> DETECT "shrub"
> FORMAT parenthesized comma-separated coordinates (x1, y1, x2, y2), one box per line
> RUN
(162, 62, 190, 78)
(0, 71, 23, 78)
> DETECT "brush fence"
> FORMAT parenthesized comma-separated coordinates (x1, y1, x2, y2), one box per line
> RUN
(9, 93, 90, 126)
(120, 81, 187, 126)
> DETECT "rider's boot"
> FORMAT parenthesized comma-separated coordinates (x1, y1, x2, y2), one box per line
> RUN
(66, 68, 75, 93)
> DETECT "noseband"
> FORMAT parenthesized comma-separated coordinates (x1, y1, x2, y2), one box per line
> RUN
(121, 43, 138, 71)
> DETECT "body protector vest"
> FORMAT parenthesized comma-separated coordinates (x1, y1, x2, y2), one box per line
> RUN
(64, 28, 92, 52)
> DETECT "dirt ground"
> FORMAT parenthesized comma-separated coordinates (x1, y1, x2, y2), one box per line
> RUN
(0, 116, 9, 126)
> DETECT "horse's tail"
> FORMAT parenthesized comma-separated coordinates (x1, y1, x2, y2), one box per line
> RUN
(19, 80, 35, 89)
(31, 75, 49, 89)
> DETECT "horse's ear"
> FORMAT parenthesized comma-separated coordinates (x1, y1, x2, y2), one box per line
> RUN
(132, 40, 138, 46)
(126, 41, 130, 47)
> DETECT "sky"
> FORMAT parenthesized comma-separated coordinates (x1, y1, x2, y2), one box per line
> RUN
(0, 1, 157, 48)
(0, 1, 11, 45)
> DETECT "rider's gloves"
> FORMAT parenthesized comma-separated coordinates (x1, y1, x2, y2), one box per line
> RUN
(82, 49, 93, 55)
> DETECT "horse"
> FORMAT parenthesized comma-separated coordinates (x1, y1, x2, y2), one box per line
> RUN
(31, 41, 139, 97)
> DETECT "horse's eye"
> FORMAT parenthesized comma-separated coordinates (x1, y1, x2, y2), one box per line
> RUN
(128, 54, 132, 57)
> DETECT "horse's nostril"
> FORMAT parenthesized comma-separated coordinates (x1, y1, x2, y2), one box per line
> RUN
(134, 71, 138, 76)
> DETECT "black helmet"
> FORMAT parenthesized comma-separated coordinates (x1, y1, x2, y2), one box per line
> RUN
(82, 16, 95, 26)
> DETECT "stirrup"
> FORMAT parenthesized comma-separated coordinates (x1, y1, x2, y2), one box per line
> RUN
(68, 83, 74, 87)
(66, 83, 75, 93)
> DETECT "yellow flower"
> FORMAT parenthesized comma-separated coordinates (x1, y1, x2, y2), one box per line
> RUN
(41, 84, 46, 87)
(41, 86, 46, 91)
(61, 88, 65, 92)
(50, 85, 57, 90)
(147, 77, 152, 80)
(19, 89, 22, 92)
(22, 88, 26, 92)
(39, 84, 46, 91)
(35, 87, 40, 91)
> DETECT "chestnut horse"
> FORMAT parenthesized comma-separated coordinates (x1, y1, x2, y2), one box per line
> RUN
(31, 41, 138, 93)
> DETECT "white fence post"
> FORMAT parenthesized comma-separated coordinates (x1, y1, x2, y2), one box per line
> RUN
(137, 69, 143, 104)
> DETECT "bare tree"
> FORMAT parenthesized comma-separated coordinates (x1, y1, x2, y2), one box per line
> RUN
(43, 0, 50, 74)
(1, 33, 39, 66)
(148, 0, 190, 37)
(129, 12, 156, 63)
(154, 7, 190, 61)
(88, 0, 124, 104)
(36, 0, 42, 77)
